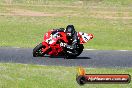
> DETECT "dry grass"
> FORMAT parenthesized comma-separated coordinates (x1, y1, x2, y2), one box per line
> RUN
(0, 5, 132, 20)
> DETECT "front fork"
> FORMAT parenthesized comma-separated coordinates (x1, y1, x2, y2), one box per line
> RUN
(42, 42, 50, 54)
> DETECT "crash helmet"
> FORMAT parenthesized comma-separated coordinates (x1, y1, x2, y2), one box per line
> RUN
(65, 25, 75, 37)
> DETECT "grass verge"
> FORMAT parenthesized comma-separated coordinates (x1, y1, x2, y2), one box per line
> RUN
(0, 0, 132, 50)
(0, 63, 132, 88)
(0, 16, 132, 50)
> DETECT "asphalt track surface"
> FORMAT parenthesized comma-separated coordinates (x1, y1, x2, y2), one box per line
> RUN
(0, 47, 132, 68)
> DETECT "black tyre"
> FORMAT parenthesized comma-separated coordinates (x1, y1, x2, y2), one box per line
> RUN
(33, 43, 45, 57)
(76, 44, 84, 56)
(64, 44, 84, 59)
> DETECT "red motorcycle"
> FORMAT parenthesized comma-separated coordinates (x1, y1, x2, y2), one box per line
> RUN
(33, 30, 93, 59)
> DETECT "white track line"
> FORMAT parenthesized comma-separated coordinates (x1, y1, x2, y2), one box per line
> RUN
(84, 49, 130, 51)
(84, 49, 96, 50)
(12, 47, 20, 48)
(118, 50, 129, 51)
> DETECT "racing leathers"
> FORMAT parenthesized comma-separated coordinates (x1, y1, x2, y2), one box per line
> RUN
(51, 28, 78, 55)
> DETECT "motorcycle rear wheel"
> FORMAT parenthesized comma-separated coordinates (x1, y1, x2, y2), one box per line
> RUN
(65, 44, 84, 59)
(76, 44, 84, 56)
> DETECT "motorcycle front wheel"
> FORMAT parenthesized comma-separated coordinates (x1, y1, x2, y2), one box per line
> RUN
(33, 43, 46, 57)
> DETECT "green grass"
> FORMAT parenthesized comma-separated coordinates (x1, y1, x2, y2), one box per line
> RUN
(0, 63, 131, 88)
(0, 16, 132, 50)
(0, 0, 132, 50)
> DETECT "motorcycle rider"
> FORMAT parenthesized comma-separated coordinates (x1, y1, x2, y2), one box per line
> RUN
(51, 25, 78, 55)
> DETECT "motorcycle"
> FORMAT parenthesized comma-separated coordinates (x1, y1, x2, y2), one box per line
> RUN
(33, 30, 93, 59)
